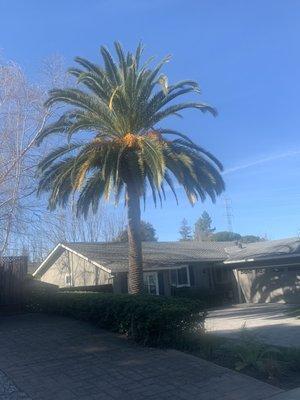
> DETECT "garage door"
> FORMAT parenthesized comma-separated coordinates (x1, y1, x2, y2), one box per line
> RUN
(235, 266, 300, 303)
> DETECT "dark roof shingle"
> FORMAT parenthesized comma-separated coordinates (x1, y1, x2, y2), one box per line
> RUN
(225, 237, 300, 262)
(64, 241, 235, 272)
(35, 237, 300, 276)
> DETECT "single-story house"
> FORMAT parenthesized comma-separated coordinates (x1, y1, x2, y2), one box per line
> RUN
(33, 238, 300, 304)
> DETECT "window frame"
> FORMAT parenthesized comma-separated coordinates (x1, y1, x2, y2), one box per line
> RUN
(170, 265, 190, 288)
(143, 272, 159, 295)
(65, 273, 72, 286)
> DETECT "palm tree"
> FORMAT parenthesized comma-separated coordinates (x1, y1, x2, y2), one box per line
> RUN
(36, 43, 225, 294)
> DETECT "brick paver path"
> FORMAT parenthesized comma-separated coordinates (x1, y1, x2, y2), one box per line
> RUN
(0, 314, 282, 400)
(0, 369, 30, 399)
(206, 304, 300, 347)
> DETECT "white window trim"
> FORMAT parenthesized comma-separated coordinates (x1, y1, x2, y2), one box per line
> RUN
(170, 265, 190, 288)
(143, 272, 159, 295)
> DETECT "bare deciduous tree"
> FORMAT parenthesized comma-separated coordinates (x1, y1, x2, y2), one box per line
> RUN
(42, 206, 126, 246)
(0, 59, 49, 254)
(0, 55, 126, 262)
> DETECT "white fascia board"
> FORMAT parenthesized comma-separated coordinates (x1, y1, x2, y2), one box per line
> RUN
(61, 244, 112, 274)
(234, 261, 300, 270)
(32, 243, 62, 277)
(224, 252, 300, 265)
(33, 243, 112, 277)
(224, 258, 254, 264)
(143, 264, 190, 272)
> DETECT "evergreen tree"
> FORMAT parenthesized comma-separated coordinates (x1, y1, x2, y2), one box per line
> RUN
(194, 211, 215, 241)
(212, 231, 264, 243)
(179, 218, 192, 241)
(241, 235, 264, 243)
(115, 221, 157, 242)
(212, 231, 241, 242)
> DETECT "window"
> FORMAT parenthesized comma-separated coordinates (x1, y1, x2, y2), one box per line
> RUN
(170, 266, 190, 287)
(65, 274, 72, 286)
(143, 272, 159, 295)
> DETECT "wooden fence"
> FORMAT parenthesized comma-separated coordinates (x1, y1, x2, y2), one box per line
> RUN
(0, 256, 28, 306)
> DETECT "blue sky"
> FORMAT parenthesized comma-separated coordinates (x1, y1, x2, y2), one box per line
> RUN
(1, 0, 300, 241)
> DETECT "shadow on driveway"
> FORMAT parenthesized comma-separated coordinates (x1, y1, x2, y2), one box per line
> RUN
(206, 304, 300, 347)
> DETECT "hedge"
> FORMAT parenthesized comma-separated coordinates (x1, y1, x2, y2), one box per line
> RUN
(24, 275, 58, 294)
(171, 287, 225, 307)
(59, 284, 113, 293)
(26, 292, 206, 346)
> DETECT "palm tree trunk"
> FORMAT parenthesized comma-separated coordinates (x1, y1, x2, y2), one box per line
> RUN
(126, 184, 143, 294)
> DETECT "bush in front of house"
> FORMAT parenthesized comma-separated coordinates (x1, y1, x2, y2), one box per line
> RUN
(171, 287, 225, 307)
(59, 284, 113, 293)
(26, 292, 206, 346)
(24, 275, 58, 296)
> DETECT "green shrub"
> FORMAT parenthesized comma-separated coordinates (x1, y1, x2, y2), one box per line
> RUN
(175, 331, 224, 361)
(26, 292, 206, 346)
(59, 284, 113, 293)
(171, 287, 224, 307)
(24, 275, 58, 296)
(223, 330, 282, 379)
(279, 347, 300, 372)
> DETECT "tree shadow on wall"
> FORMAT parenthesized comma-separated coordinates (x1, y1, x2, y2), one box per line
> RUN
(250, 268, 300, 304)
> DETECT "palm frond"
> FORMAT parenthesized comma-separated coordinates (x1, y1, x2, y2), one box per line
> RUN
(151, 102, 217, 126)
(37, 42, 224, 215)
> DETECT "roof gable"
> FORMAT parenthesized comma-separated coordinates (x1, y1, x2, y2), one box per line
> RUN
(33, 243, 112, 277)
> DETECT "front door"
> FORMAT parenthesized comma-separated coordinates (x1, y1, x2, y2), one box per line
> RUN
(143, 272, 159, 295)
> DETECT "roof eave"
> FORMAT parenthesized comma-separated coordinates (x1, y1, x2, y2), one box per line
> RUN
(62, 243, 112, 274)
(33, 243, 63, 277)
(224, 252, 300, 265)
(33, 243, 112, 277)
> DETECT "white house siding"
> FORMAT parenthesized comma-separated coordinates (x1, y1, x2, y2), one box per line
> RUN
(41, 250, 111, 288)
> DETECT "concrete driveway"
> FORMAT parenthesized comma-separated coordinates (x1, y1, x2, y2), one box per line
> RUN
(0, 313, 282, 400)
(206, 303, 300, 347)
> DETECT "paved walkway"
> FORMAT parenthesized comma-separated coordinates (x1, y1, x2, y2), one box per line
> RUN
(206, 303, 300, 347)
(0, 369, 29, 399)
(0, 313, 283, 400)
(270, 388, 300, 400)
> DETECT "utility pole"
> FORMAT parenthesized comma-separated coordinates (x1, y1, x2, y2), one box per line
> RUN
(224, 197, 234, 232)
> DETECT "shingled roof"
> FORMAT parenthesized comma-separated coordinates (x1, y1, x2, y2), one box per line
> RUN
(65, 241, 235, 272)
(34, 237, 300, 277)
(224, 237, 300, 262)
(34, 240, 236, 277)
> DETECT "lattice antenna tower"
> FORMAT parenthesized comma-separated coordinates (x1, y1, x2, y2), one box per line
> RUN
(224, 197, 234, 232)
